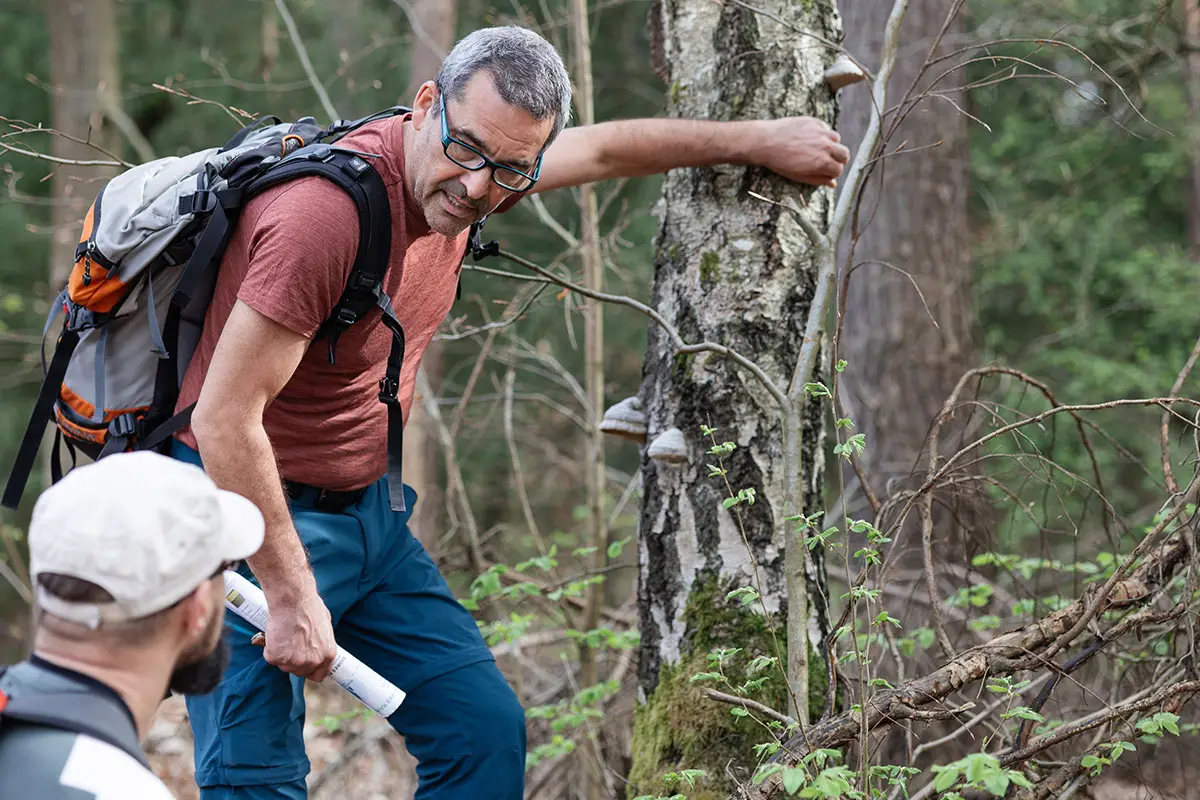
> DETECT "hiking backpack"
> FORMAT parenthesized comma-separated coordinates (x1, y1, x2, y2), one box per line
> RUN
(2, 105, 492, 513)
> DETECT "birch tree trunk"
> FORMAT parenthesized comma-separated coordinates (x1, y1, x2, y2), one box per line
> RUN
(629, 1, 841, 795)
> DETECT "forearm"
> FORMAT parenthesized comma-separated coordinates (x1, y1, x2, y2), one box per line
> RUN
(192, 414, 311, 598)
(547, 117, 765, 185)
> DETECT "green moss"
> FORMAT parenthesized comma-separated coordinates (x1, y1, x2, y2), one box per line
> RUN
(627, 575, 797, 798)
(699, 250, 721, 282)
(673, 351, 693, 376)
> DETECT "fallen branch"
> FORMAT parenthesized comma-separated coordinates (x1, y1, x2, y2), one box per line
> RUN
(744, 528, 1191, 799)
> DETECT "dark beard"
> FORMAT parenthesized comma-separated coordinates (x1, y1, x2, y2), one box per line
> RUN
(169, 624, 231, 696)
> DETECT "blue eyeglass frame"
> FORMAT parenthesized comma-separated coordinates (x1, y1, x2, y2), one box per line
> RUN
(438, 94, 542, 193)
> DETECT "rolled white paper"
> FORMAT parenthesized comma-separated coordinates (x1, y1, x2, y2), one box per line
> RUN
(223, 570, 405, 717)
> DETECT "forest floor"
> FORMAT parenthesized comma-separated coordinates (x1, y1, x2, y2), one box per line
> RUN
(146, 683, 419, 799)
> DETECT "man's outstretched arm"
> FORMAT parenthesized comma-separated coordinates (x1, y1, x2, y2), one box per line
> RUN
(530, 115, 851, 193)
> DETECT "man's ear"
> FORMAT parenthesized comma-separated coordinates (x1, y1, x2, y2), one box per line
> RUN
(177, 584, 214, 643)
(411, 81, 438, 132)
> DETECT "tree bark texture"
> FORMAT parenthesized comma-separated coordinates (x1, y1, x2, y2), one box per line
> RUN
(629, 1, 842, 796)
(836, 0, 982, 558)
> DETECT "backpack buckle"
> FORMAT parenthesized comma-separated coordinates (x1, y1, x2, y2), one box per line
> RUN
(348, 272, 377, 291)
(378, 376, 399, 404)
(335, 307, 358, 327)
(180, 190, 217, 216)
(107, 413, 138, 440)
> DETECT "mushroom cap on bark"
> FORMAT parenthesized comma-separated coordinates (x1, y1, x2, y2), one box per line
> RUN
(647, 427, 688, 464)
(599, 396, 647, 442)
(824, 54, 866, 90)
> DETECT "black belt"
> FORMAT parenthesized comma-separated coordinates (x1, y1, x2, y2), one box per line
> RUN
(283, 480, 367, 513)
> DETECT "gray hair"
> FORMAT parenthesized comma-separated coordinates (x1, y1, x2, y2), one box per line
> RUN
(434, 26, 574, 149)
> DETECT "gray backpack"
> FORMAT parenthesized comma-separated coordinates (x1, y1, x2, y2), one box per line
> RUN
(1, 106, 448, 513)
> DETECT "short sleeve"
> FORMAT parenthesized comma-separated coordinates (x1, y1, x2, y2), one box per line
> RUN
(236, 177, 361, 338)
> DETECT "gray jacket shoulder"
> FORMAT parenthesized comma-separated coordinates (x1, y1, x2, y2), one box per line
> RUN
(0, 723, 95, 799)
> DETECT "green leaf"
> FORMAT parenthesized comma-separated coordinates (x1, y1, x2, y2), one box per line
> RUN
(781, 767, 806, 795)
(981, 773, 1009, 796)
(836, 359, 847, 372)
(607, 536, 631, 559)
(1080, 755, 1100, 769)
(754, 741, 782, 758)
(933, 767, 960, 793)
(730, 706, 750, 717)
(1002, 706, 1044, 722)
(723, 496, 739, 509)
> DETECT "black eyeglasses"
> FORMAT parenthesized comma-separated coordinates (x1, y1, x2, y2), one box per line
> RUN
(439, 94, 541, 193)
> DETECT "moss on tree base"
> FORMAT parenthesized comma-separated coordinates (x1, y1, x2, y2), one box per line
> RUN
(628, 575, 826, 798)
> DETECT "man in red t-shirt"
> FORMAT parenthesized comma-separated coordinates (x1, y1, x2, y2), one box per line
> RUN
(169, 25, 849, 800)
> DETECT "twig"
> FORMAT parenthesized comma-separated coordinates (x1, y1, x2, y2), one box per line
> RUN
(273, 0, 339, 122)
(701, 688, 796, 728)
(151, 83, 251, 127)
(0, 142, 123, 168)
(526, 194, 579, 248)
(0, 115, 134, 168)
(1161, 333, 1200, 499)
(390, 0, 451, 63)
(102, 98, 156, 163)
(503, 367, 550, 557)
(496, 248, 789, 412)
(416, 366, 486, 577)
(1001, 680, 1200, 767)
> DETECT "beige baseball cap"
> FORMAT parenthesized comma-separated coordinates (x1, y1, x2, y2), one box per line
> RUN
(28, 451, 264, 629)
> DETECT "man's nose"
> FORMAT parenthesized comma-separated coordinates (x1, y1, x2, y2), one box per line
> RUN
(462, 169, 491, 200)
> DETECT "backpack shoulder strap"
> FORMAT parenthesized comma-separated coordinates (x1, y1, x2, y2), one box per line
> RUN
(135, 144, 394, 455)
(0, 663, 147, 768)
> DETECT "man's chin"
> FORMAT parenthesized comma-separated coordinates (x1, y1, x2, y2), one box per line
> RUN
(424, 199, 479, 237)
(169, 635, 231, 696)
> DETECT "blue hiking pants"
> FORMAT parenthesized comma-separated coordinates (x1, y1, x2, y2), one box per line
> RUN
(170, 441, 526, 799)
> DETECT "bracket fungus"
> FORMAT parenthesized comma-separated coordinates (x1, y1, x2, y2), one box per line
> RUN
(599, 396, 647, 443)
(647, 427, 688, 464)
(823, 54, 866, 91)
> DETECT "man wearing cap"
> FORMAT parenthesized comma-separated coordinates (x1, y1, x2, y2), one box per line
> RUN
(0, 451, 265, 800)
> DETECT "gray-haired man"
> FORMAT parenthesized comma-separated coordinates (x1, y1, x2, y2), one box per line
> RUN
(169, 25, 848, 799)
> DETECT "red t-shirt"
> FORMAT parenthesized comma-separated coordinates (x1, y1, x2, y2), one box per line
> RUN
(175, 115, 467, 491)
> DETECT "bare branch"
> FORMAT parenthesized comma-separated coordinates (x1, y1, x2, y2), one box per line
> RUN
(701, 688, 796, 728)
(273, 0, 339, 122)
(494, 248, 789, 412)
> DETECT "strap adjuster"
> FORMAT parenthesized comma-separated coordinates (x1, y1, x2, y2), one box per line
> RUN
(378, 376, 399, 404)
(108, 413, 138, 439)
(335, 307, 358, 327)
(348, 272, 378, 291)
